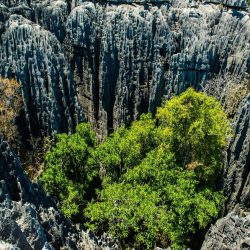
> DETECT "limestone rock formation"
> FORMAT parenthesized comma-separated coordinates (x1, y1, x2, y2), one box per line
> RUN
(0, 138, 107, 249)
(0, 0, 249, 137)
(0, 0, 249, 248)
(201, 94, 250, 249)
(0, 12, 83, 138)
(0, 241, 20, 250)
(224, 94, 250, 212)
(65, 0, 250, 135)
(201, 206, 250, 250)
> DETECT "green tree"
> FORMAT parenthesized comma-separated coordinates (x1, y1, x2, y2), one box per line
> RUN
(156, 88, 231, 186)
(86, 182, 165, 249)
(40, 88, 230, 248)
(86, 146, 224, 249)
(85, 88, 230, 249)
(40, 123, 99, 221)
(92, 114, 159, 182)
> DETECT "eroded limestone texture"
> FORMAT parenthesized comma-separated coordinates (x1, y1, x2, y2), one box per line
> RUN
(0, 138, 117, 249)
(201, 206, 250, 250)
(224, 94, 250, 212)
(0, 12, 83, 138)
(201, 94, 250, 249)
(64, 0, 249, 135)
(0, 0, 249, 137)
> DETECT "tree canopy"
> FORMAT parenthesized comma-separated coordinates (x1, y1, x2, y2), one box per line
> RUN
(85, 88, 230, 249)
(41, 88, 231, 249)
(40, 123, 99, 220)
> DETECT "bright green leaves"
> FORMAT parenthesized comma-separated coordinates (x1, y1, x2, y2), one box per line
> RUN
(157, 88, 231, 185)
(40, 88, 231, 249)
(85, 88, 230, 249)
(85, 183, 166, 250)
(40, 123, 99, 221)
(93, 113, 157, 181)
(86, 146, 224, 249)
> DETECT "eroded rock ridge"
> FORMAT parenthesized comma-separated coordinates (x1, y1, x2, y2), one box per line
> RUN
(0, 0, 249, 136)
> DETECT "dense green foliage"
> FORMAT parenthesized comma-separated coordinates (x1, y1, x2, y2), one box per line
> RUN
(40, 123, 99, 220)
(156, 88, 231, 186)
(86, 147, 223, 249)
(85, 89, 230, 249)
(41, 88, 231, 249)
(91, 114, 158, 181)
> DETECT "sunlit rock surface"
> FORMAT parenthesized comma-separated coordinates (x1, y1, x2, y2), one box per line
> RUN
(201, 206, 250, 250)
(0, 0, 249, 136)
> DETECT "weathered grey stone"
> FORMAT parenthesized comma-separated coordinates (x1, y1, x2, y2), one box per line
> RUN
(224, 94, 250, 212)
(0, 14, 83, 137)
(0, 0, 248, 137)
(0, 241, 20, 250)
(64, 1, 250, 135)
(201, 93, 250, 250)
(0, 0, 249, 248)
(201, 206, 250, 250)
(0, 138, 117, 249)
(32, 0, 69, 42)
(203, 0, 248, 8)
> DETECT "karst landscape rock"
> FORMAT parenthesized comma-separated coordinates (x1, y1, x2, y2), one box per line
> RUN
(0, 0, 249, 249)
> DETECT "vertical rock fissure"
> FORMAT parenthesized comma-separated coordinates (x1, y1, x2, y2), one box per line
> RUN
(94, 37, 100, 123)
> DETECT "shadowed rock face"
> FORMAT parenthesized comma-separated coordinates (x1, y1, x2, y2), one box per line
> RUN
(201, 95, 250, 250)
(224, 94, 250, 212)
(0, 138, 117, 249)
(64, 0, 250, 135)
(0, 0, 249, 137)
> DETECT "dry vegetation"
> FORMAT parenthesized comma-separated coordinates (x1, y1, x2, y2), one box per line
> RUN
(0, 77, 49, 180)
(0, 78, 23, 146)
(24, 136, 52, 180)
(202, 74, 250, 118)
